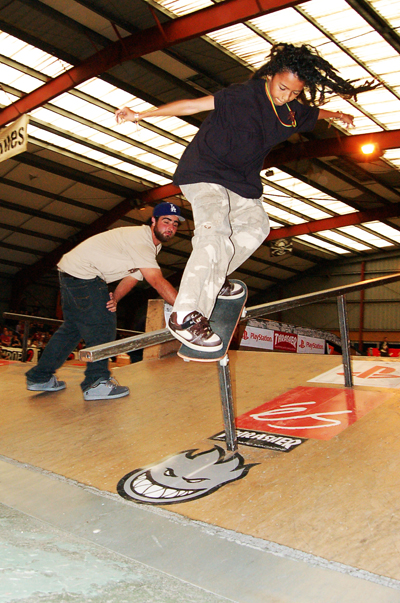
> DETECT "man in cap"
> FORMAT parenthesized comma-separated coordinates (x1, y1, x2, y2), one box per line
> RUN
(26, 202, 184, 400)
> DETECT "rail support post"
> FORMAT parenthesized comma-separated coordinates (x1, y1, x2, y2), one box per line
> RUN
(218, 355, 238, 453)
(337, 294, 353, 388)
(21, 320, 30, 363)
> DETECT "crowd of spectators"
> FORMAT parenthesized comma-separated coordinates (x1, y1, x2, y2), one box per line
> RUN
(1, 319, 86, 361)
(1, 321, 57, 358)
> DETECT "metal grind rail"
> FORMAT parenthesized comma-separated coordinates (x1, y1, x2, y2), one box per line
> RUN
(75, 272, 400, 453)
(78, 273, 400, 367)
(2, 312, 142, 363)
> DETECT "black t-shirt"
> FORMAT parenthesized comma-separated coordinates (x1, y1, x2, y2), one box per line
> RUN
(173, 78, 319, 199)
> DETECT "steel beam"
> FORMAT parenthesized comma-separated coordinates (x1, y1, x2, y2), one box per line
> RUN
(263, 129, 400, 168)
(267, 201, 400, 241)
(0, 0, 309, 127)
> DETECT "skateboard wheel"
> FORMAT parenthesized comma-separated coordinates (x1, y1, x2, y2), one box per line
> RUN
(241, 308, 247, 318)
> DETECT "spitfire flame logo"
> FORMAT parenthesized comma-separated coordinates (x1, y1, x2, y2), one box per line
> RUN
(117, 446, 254, 505)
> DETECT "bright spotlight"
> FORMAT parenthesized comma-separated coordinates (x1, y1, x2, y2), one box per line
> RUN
(361, 143, 376, 155)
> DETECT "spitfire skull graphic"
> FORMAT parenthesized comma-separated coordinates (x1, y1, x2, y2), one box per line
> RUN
(117, 446, 254, 504)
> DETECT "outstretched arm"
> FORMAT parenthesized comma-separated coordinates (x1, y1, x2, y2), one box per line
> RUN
(115, 96, 215, 124)
(318, 108, 354, 128)
(140, 268, 177, 306)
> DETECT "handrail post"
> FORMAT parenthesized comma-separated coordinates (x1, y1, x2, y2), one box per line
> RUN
(337, 294, 353, 388)
(21, 320, 30, 363)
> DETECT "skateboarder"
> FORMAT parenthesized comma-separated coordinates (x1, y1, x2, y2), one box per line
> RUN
(25, 203, 183, 400)
(116, 43, 376, 353)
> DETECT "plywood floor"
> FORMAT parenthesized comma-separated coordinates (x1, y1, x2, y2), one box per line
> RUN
(2, 352, 400, 583)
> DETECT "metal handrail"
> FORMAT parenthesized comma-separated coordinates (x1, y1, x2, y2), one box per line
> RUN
(2, 311, 143, 362)
(78, 272, 400, 387)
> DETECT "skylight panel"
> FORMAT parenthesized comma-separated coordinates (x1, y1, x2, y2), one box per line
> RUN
(0, 89, 17, 105)
(370, 0, 400, 27)
(364, 221, 400, 244)
(149, 115, 197, 136)
(261, 202, 305, 224)
(320, 230, 371, 250)
(269, 220, 282, 229)
(75, 78, 117, 99)
(87, 132, 116, 146)
(0, 64, 40, 92)
(98, 155, 124, 167)
(107, 139, 137, 153)
(252, 10, 324, 48)
(338, 225, 393, 248)
(0, 32, 25, 55)
(205, 23, 271, 68)
(303, 0, 370, 38)
(383, 150, 400, 169)
(296, 234, 349, 254)
(153, 0, 212, 16)
(30, 106, 59, 123)
(0, 32, 71, 76)
(50, 93, 87, 113)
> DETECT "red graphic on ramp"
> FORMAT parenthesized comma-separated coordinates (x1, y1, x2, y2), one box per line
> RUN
(236, 386, 392, 440)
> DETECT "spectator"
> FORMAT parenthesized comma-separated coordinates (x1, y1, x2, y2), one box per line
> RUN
(1, 327, 12, 347)
(378, 337, 392, 357)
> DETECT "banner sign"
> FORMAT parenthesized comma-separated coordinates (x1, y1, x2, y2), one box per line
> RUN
(1, 346, 41, 362)
(0, 114, 29, 162)
(240, 325, 274, 350)
(273, 330, 298, 353)
(297, 335, 325, 354)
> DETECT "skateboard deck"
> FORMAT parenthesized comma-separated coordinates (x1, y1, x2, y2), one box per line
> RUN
(177, 280, 247, 363)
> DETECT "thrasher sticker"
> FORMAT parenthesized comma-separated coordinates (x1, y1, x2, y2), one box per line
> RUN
(211, 429, 305, 452)
(117, 446, 255, 505)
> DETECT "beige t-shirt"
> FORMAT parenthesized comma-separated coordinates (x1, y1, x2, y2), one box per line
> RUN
(58, 225, 161, 283)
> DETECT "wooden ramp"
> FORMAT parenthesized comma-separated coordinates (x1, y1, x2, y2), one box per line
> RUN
(2, 352, 400, 583)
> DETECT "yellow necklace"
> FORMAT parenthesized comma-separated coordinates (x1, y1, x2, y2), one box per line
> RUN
(265, 81, 297, 128)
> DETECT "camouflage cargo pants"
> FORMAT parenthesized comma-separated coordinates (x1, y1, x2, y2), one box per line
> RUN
(173, 182, 270, 319)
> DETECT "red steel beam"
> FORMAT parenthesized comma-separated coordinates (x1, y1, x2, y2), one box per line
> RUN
(264, 129, 400, 168)
(267, 201, 400, 241)
(0, 0, 309, 127)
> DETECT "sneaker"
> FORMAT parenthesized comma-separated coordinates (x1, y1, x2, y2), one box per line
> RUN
(27, 375, 66, 392)
(168, 311, 222, 352)
(218, 278, 244, 299)
(83, 377, 129, 401)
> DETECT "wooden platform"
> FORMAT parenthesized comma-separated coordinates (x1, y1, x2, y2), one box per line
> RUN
(2, 352, 400, 582)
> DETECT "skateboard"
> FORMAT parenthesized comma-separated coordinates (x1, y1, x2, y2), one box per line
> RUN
(177, 280, 247, 363)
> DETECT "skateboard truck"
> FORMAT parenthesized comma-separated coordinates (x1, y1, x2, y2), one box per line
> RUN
(177, 280, 247, 455)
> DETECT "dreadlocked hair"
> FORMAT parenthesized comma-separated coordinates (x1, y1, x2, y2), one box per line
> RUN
(252, 43, 378, 106)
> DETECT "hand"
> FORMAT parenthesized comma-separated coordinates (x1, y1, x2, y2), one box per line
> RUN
(106, 292, 117, 312)
(115, 106, 141, 124)
(337, 112, 354, 129)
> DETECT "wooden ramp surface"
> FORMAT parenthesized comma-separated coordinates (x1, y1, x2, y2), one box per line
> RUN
(2, 352, 400, 582)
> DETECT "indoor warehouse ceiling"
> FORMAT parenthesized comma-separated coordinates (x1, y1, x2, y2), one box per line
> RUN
(0, 0, 400, 308)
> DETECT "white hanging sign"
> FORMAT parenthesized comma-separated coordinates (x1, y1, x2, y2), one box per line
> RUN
(0, 114, 29, 162)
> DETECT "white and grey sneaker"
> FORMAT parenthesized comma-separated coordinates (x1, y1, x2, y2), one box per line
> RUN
(218, 278, 244, 299)
(168, 311, 222, 352)
(83, 377, 129, 401)
(27, 375, 66, 392)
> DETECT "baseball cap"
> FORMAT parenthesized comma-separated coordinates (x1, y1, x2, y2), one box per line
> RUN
(152, 202, 185, 222)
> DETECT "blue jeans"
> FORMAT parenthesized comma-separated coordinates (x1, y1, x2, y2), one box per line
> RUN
(26, 273, 116, 391)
